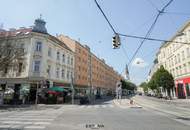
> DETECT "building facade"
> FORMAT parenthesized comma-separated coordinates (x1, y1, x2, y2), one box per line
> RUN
(0, 18, 74, 104)
(156, 21, 190, 99)
(58, 35, 123, 96)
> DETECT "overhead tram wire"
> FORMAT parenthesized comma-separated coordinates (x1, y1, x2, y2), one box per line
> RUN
(94, 0, 130, 77)
(125, 0, 174, 67)
(118, 33, 189, 45)
(94, 0, 116, 34)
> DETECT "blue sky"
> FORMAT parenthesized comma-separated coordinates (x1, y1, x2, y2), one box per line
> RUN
(1, 0, 190, 85)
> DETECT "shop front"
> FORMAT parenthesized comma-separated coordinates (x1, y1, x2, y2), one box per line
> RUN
(175, 77, 190, 99)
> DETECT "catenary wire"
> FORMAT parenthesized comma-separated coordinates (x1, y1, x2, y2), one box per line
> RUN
(94, 0, 116, 34)
(126, 0, 174, 67)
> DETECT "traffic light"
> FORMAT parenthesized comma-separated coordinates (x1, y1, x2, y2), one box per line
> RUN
(112, 34, 120, 49)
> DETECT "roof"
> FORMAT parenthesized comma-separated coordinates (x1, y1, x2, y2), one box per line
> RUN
(0, 27, 73, 53)
(0, 28, 32, 38)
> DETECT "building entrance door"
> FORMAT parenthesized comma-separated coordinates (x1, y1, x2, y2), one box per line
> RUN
(185, 83, 190, 98)
(177, 83, 185, 99)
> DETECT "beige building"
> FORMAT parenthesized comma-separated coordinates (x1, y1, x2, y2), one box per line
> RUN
(0, 18, 74, 103)
(156, 20, 190, 99)
(58, 35, 123, 96)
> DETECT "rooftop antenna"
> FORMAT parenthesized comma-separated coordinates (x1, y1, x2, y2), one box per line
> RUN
(40, 14, 42, 19)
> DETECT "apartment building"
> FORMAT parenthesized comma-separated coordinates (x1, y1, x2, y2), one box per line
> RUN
(156, 21, 190, 99)
(0, 18, 74, 103)
(58, 35, 123, 96)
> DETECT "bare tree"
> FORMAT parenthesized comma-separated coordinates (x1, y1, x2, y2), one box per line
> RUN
(0, 36, 26, 74)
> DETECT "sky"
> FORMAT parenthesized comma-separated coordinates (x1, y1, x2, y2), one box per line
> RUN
(0, 0, 190, 85)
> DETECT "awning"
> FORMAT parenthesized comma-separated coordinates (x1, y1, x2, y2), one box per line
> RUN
(48, 86, 68, 92)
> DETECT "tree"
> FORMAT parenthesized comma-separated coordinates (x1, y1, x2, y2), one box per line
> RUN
(147, 65, 174, 97)
(139, 82, 148, 93)
(121, 80, 137, 91)
(153, 65, 174, 97)
(0, 37, 25, 73)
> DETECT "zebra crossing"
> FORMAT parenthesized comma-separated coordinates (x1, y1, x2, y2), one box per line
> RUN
(0, 109, 63, 130)
(74, 104, 116, 109)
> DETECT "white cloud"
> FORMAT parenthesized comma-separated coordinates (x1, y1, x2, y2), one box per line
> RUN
(132, 57, 148, 68)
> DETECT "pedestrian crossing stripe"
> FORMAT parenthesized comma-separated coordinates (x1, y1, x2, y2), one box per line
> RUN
(0, 109, 63, 130)
(78, 104, 115, 109)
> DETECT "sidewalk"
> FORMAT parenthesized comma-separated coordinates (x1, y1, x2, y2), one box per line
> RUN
(141, 95, 190, 108)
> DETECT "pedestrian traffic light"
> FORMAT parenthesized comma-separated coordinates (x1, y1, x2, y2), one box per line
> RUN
(112, 34, 120, 49)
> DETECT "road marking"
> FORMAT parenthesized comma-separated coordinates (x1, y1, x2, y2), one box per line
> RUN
(24, 126, 46, 129)
(0, 125, 11, 128)
(86, 105, 93, 108)
(34, 122, 51, 125)
(108, 105, 114, 108)
(94, 105, 100, 108)
(79, 105, 86, 108)
(0, 118, 54, 121)
(101, 105, 107, 108)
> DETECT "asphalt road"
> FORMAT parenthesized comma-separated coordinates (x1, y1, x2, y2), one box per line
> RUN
(0, 98, 190, 130)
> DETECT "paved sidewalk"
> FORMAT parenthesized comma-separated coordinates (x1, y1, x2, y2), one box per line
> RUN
(141, 95, 190, 108)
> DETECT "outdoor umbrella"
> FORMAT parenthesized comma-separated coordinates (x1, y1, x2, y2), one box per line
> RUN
(48, 86, 68, 92)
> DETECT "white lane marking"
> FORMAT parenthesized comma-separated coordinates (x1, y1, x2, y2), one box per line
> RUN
(79, 105, 86, 108)
(108, 105, 114, 108)
(34, 122, 51, 125)
(94, 105, 100, 108)
(101, 105, 107, 108)
(2, 121, 23, 124)
(0, 118, 54, 121)
(24, 126, 46, 129)
(0, 125, 11, 128)
(86, 105, 93, 108)
(8, 116, 57, 119)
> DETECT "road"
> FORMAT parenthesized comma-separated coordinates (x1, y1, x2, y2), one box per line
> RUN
(0, 97, 189, 130)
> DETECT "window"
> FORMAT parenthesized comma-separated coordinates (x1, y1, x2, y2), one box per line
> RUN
(62, 54, 65, 63)
(47, 65, 51, 76)
(71, 71, 73, 78)
(56, 67, 60, 78)
(62, 69, 65, 78)
(4, 67, 8, 74)
(57, 51, 60, 60)
(184, 64, 187, 74)
(71, 57, 73, 65)
(48, 47, 52, 57)
(35, 42, 42, 52)
(67, 55, 70, 64)
(175, 55, 177, 64)
(187, 48, 190, 58)
(179, 66, 182, 75)
(67, 70, 70, 79)
(33, 61, 40, 72)
(18, 63, 23, 73)
(182, 51, 185, 60)
(177, 54, 180, 63)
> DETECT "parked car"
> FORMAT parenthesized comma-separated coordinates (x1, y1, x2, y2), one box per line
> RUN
(138, 92, 142, 96)
(80, 96, 90, 105)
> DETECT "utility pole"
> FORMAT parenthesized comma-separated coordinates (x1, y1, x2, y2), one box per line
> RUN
(35, 82, 39, 109)
(71, 76, 74, 104)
